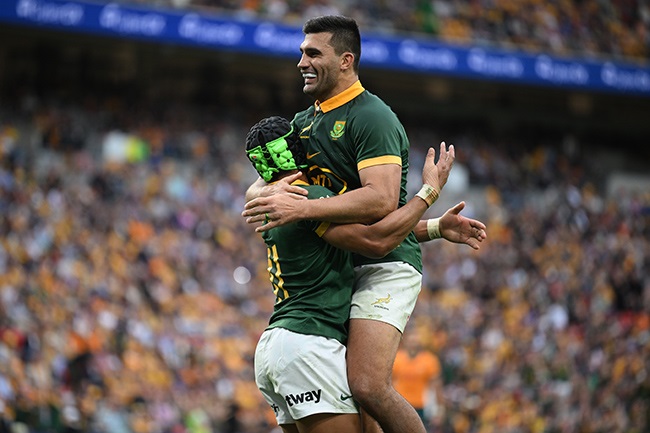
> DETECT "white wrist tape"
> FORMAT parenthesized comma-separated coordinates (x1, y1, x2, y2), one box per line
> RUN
(415, 184, 439, 207)
(427, 217, 441, 240)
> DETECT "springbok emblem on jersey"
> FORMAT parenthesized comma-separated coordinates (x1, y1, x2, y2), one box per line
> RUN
(330, 120, 346, 139)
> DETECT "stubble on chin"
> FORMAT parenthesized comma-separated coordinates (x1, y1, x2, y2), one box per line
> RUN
(302, 85, 317, 98)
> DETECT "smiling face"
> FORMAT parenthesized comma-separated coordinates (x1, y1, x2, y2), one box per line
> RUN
(297, 32, 356, 102)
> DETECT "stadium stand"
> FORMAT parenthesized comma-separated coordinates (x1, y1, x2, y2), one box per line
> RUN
(104, 0, 650, 62)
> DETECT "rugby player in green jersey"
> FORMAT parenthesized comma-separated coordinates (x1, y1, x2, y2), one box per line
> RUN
(243, 16, 487, 433)
(246, 115, 455, 433)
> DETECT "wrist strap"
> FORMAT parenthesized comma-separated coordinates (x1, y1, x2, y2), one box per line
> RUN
(427, 217, 441, 240)
(416, 184, 439, 207)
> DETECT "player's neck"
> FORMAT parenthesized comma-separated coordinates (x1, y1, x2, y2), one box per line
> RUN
(319, 74, 359, 102)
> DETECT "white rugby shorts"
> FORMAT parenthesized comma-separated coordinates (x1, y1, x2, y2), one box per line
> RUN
(350, 262, 422, 333)
(254, 327, 358, 425)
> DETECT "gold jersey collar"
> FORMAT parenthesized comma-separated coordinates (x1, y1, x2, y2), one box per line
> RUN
(316, 81, 365, 113)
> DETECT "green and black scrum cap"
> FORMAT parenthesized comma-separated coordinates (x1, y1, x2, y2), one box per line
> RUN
(245, 116, 307, 182)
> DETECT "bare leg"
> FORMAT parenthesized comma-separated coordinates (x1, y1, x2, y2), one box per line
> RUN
(296, 413, 362, 433)
(281, 423, 300, 433)
(346, 319, 426, 433)
(360, 408, 383, 433)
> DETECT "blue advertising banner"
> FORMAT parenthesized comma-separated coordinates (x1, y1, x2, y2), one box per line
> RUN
(2, 0, 650, 96)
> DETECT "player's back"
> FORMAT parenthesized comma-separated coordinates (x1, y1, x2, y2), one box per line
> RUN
(262, 183, 354, 344)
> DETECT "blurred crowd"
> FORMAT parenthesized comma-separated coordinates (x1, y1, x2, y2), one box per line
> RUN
(114, 0, 650, 62)
(0, 95, 649, 433)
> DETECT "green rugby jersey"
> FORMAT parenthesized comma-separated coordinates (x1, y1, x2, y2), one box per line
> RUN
(291, 81, 423, 273)
(263, 180, 354, 345)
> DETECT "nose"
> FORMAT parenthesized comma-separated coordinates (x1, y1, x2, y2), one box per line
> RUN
(297, 53, 308, 69)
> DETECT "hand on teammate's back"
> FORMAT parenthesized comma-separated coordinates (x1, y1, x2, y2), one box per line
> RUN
(258, 172, 308, 199)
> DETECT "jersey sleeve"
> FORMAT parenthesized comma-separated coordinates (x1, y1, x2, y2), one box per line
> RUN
(351, 105, 407, 171)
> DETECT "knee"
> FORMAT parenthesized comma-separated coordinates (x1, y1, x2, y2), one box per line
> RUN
(347, 369, 390, 405)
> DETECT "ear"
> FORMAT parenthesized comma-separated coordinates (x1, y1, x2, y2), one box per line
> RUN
(340, 52, 355, 71)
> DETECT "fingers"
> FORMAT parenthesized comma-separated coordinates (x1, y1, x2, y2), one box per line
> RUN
(277, 184, 309, 197)
(447, 201, 466, 215)
(243, 208, 278, 223)
(244, 212, 268, 224)
(279, 173, 309, 196)
(423, 141, 454, 190)
(471, 225, 487, 241)
(465, 226, 486, 249)
(422, 147, 436, 169)
(242, 208, 282, 228)
(283, 187, 309, 197)
(439, 141, 455, 162)
(245, 219, 279, 232)
(447, 143, 455, 160)
(243, 208, 283, 227)
(449, 202, 487, 235)
(243, 197, 266, 212)
(471, 220, 487, 231)
(436, 141, 455, 185)
(247, 198, 265, 211)
(256, 221, 279, 232)
(242, 193, 306, 217)
(281, 172, 303, 183)
(242, 198, 274, 219)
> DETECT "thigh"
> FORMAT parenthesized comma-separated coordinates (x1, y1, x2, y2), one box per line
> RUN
(281, 424, 300, 433)
(296, 413, 361, 433)
(346, 318, 402, 386)
(256, 329, 294, 425)
(255, 328, 358, 425)
(347, 262, 421, 388)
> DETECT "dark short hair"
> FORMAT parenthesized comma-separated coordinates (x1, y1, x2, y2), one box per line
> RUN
(303, 15, 361, 72)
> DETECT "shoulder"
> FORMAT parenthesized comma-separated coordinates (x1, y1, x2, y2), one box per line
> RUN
(292, 107, 314, 125)
(355, 91, 395, 114)
(351, 91, 401, 126)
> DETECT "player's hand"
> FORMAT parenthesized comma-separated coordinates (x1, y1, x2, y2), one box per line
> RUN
(421, 142, 455, 193)
(439, 201, 487, 250)
(256, 172, 308, 198)
(242, 173, 308, 231)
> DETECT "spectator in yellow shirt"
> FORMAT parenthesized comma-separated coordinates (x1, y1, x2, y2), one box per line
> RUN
(392, 327, 444, 432)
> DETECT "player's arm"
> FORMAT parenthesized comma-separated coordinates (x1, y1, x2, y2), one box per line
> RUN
(321, 192, 427, 258)
(245, 142, 455, 232)
(413, 202, 487, 250)
(304, 162, 401, 225)
(321, 146, 449, 258)
(243, 162, 401, 229)
(243, 113, 407, 229)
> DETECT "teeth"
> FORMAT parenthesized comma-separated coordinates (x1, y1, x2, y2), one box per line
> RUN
(303, 73, 316, 78)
